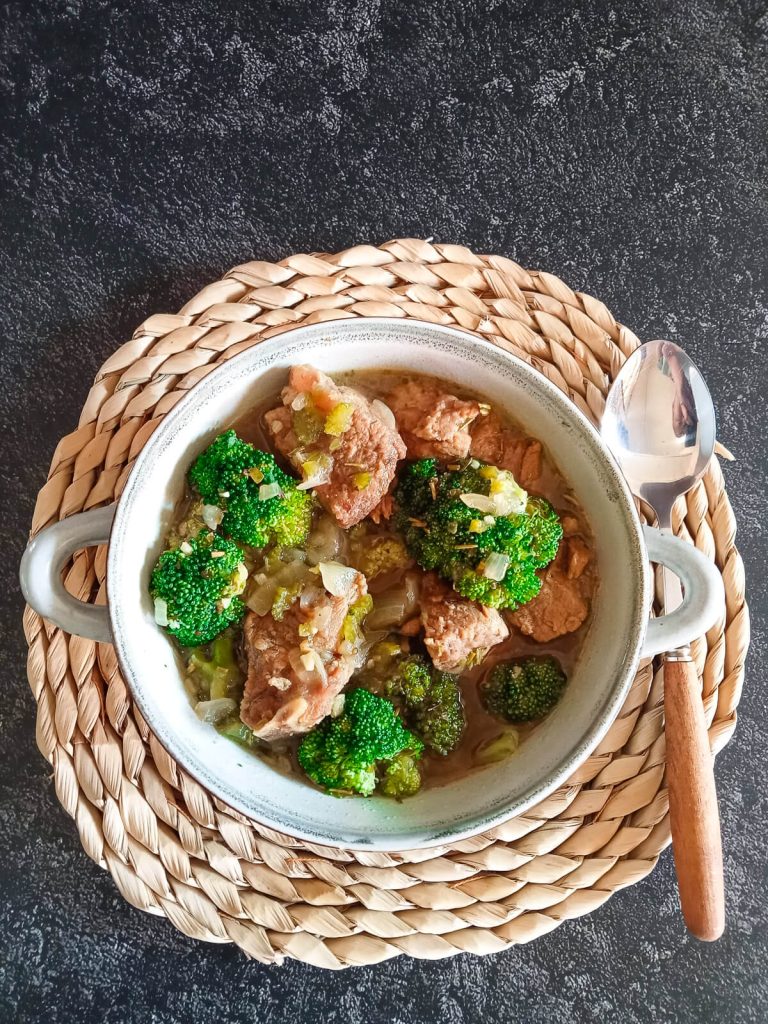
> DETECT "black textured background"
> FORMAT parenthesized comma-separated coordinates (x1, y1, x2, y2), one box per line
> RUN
(1, 2, 767, 1022)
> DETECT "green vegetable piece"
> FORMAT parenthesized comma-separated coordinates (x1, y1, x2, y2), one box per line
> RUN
(293, 403, 324, 444)
(384, 654, 465, 756)
(341, 593, 373, 646)
(481, 656, 567, 723)
(151, 530, 247, 646)
(380, 751, 422, 798)
(298, 688, 423, 797)
(474, 729, 520, 765)
(393, 458, 562, 611)
(188, 430, 313, 549)
(271, 582, 303, 621)
(187, 634, 242, 699)
(353, 535, 412, 580)
(218, 717, 260, 749)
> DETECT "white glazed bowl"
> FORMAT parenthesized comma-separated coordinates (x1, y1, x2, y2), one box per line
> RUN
(20, 319, 724, 849)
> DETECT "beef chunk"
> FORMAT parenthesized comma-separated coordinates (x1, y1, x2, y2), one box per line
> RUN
(508, 565, 589, 642)
(420, 572, 508, 672)
(265, 365, 405, 529)
(470, 413, 542, 489)
(387, 379, 482, 461)
(240, 571, 367, 740)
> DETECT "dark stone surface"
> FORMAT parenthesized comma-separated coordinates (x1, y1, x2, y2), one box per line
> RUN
(1, 1, 766, 1021)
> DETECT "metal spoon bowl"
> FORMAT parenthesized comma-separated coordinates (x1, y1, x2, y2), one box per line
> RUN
(602, 340, 716, 525)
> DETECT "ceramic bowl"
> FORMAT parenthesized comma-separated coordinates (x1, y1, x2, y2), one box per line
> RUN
(20, 319, 724, 849)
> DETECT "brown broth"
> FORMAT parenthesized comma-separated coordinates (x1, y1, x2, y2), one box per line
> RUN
(200, 369, 598, 791)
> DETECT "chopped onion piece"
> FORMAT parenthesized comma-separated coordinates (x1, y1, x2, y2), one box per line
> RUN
(482, 552, 510, 581)
(366, 584, 411, 630)
(371, 399, 397, 431)
(319, 561, 359, 598)
(153, 597, 169, 627)
(460, 493, 497, 514)
(246, 585, 276, 616)
(291, 393, 308, 411)
(194, 698, 236, 724)
(280, 547, 306, 564)
(488, 475, 528, 515)
(202, 504, 224, 530)
(258, 482, 282, 501)
(306, 516, 346, 565)
(330, 694, 346, 717)
(288, 647, 328, 687)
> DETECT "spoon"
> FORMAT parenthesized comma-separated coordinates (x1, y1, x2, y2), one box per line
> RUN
(602, 339, 724, 941)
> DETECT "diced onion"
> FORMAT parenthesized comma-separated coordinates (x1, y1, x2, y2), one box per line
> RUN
(194, 698, 236, 724)
(153, 597, 169, 627)
(306, 516, 346, 565)
(371, 399, 397, 431)
(288, 647, 328, 687)
(403, 572, 420, 617)
(482, 552, 510, 581)
(246, 585, 276, 616)
(367, 592, 407, 630)
(280, 547, 306, 564)
(297, 452, 334, 491)
(488, 476, 528, 515)
(246, 561, 308, 616)
(291, 393, 307, 411)
(460, 493, 497, 514)
(297, 473, 331, 491)
(258, 482, 282, 502)
(331, 694, 346, 717)
(319, 561, 359, 598)
(202, 504, 224, 530)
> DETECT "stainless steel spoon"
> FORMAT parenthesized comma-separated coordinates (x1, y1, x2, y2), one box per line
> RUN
(602, 339, 724, 941)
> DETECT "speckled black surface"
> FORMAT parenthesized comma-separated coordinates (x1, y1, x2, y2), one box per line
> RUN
(1, 1, 767, 1021)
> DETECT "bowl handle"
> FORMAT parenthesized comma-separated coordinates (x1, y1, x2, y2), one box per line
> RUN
(641, 525, 725, 658)
(19, 505, 116, 643)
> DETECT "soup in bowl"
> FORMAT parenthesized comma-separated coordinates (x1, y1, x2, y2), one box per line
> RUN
(20, 319, 724, 849)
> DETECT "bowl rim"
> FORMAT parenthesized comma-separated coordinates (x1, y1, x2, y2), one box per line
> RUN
(107, 317, 649, 850)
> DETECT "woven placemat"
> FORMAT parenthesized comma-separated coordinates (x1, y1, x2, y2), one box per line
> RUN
(24, 240, 749, 968)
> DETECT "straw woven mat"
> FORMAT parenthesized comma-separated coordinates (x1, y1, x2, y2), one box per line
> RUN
(24, 239, 749, 968)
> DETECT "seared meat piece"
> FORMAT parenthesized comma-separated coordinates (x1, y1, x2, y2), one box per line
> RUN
(420, 572, 508, 672)
(265, 365, 405, 529)
(508, 565, 590, 642)
(470, 413, 542, 489)
(565, 536, 592, 580)
(240, 570, 367, 740)
(387, 379, 482, 461)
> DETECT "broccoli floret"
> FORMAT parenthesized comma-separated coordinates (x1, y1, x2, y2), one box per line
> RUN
(393, 458, 562, 611)
(380, 751, 422, 798)
(354, 536, 412, 580)
(188, 430, 313, 549)
(151, 530, 247, 646)
(480, 656, 567, 722)
(384, 654, 433, 706)
(298, 689, 423, 796)
(384, 654, 465, 756)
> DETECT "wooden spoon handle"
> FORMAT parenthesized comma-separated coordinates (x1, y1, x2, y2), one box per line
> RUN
(664, 658, 724, 941)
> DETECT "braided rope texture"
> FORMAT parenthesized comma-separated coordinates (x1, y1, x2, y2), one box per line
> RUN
(23, 240, 749, 968)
